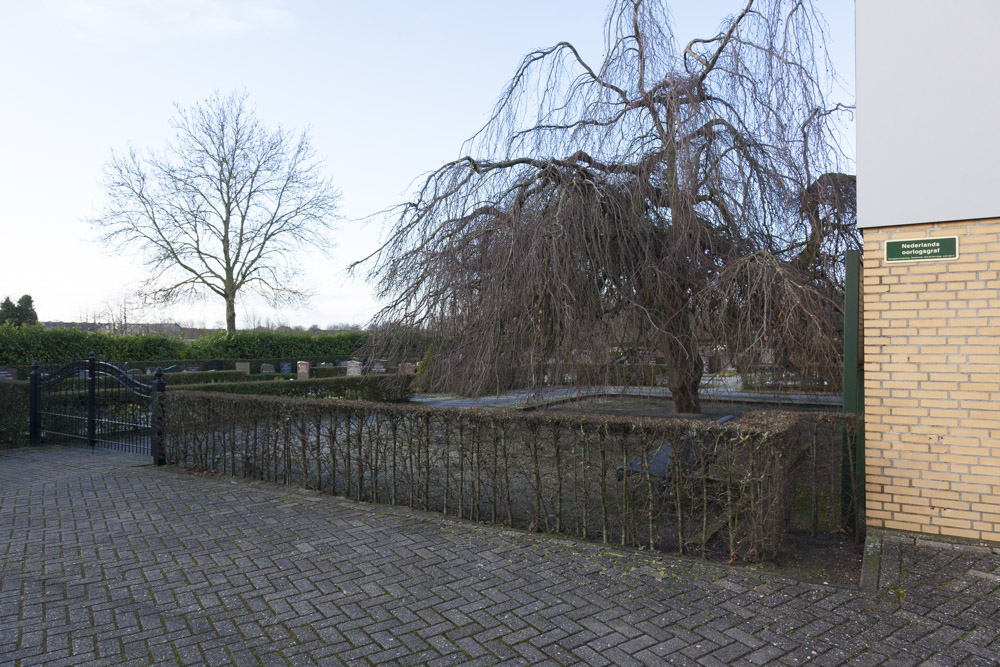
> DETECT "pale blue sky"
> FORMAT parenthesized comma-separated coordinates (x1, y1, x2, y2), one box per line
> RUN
(0, 0, 855, 328)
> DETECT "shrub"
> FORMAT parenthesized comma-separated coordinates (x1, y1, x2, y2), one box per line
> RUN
(160, 392, 853, 562)
(173, 375, 412, 403)
(130, 358, 354, 375)
(413, 345, 434, 392)
(183, 330, 367, 360)
(310, 365, 347, 379)
(0, 381, 29, 447)
(0, 324, 185, 367)
(0, 326, 367, 367)
(136, 370, 248, 386)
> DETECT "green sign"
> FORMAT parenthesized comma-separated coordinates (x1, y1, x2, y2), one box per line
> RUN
(885, 236, 958, 262)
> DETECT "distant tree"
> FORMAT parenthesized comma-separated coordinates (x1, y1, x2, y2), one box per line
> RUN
(91, 90, 341, 334)
(0, 298, 15, 324)
(357, 0, 855, 412)
(15, 295, 37, 326)
(0, 294, 38, 326)
(94, 292, 151, 335)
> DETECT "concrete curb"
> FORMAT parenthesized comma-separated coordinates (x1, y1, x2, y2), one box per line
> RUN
(859, 536, 882, 593)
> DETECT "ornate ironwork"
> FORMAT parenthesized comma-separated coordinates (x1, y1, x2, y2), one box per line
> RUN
(29, 352, 165, 461)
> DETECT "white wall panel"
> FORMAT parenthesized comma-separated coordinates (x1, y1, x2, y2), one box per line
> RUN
(857, 0, 1000, 228)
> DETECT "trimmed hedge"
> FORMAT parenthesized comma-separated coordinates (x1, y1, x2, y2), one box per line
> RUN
(311, 365, 348, 379)
(10, 357, 357, 380)
(0, 324, 185, 367)
(173, 375, 413, 403)
(0, 325, 368, 367)
(184, 330, 366, 360)
(0, 381, 29, 447)
(127, 357, 353, 375)
(136, 370, 248, 386)
(161, 393, 856, 562)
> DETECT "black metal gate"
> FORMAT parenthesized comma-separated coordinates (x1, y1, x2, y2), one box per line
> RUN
(29, 352, 165, 462)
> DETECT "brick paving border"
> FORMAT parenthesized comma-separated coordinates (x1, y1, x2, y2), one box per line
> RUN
(2, 446, 1000, 665)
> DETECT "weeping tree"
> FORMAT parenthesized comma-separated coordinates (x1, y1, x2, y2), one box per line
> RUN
(357, 0, 856, 412)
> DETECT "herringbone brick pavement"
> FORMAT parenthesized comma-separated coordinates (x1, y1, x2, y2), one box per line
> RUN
(2, 446, 999, 665)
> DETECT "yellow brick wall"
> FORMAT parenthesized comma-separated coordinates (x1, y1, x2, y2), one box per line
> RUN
(864, 219, 1000, 542)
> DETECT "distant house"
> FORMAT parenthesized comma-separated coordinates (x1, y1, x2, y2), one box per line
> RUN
(40, 321, 102, 333)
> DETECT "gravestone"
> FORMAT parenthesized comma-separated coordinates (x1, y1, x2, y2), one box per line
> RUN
(260, 363, 276, 374)
(345, 361, 362, 376)
(235, 361, 250, 374)
(205, 360, 224, 372)
(0, 367, 17, 381)
(398, 362, 417, 375)
(181, 364, 203, 373)
(162, 365, 183, 374)
(297, 361, 310, 381)
(279, 361, 293, 374)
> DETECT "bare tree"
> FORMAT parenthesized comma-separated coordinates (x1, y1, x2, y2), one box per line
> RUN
(357, 0, 856, 412)
(97, 291, 147, 335)
(92, 91, 340, 333)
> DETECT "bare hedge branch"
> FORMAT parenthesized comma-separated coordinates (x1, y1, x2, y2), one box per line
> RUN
(163, 391, 859, 562)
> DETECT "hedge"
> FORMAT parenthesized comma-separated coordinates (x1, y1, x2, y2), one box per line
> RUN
(0, 325, 368, 367)
(136, 370, 248, 386)
(127, 358, 353, 376)
(311, 365, 348, 379)
(172, 375, 413, 403)
(161, 391, 857, 562)
(183, 330, 366, 360)
(0, 324, 185, 367)
(0, 381, 29, 447)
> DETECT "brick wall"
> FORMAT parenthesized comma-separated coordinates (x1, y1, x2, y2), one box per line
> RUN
(863, 219, 1000, 542)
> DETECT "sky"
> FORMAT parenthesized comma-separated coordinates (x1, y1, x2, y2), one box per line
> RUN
(0, 0, 855, 330)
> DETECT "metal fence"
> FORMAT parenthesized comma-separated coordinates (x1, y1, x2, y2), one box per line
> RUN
(29, 352, 165, 460)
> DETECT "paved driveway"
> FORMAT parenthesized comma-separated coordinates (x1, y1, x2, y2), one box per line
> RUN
(2, 446, 999, 665)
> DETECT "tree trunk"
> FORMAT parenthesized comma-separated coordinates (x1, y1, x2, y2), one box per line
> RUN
(225, 295, 237, 334)
(671, 375, 701, 414)
(666, 326, 704, 414)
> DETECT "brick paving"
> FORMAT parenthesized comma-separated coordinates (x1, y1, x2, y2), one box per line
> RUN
(2, 446, 999, 666)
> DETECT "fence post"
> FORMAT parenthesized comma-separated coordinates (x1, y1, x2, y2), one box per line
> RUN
(841, 250, 865, 537)
(87, 352, 97, 451)
(29, 361, 41, 445)
(151, 368, 166, 465)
